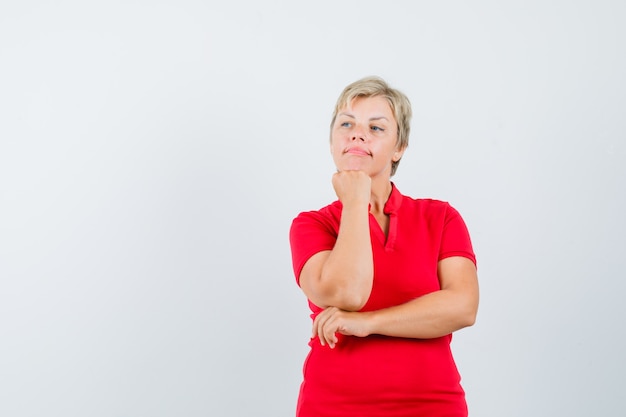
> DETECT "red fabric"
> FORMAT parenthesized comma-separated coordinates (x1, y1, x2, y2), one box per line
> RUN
(289, 183, 476, 417)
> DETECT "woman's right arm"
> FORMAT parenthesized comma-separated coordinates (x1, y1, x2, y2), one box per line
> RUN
(298, 171, 374, 311)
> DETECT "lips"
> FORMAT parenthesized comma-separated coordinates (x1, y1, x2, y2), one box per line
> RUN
(344, 147, 371, 156)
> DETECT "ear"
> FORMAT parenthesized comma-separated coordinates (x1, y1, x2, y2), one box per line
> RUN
(392, 146, 406, 162)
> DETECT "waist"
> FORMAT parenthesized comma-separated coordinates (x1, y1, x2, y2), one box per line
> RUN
(304, 335, 462, 398)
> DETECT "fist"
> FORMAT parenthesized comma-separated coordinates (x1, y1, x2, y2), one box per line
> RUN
(332, 170, 371, 207)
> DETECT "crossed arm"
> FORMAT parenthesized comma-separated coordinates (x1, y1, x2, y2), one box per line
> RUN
(306, 256, 479, 348)
(298, 172, 479, 348)
(298, 204, 478, 348)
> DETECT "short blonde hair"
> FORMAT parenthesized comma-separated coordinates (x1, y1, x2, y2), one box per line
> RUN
(330, 76, 412, 176)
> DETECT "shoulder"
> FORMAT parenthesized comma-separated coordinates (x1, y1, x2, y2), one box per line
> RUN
(396, 193, 471, 237)
(291, 200, 342, 234)
(400, 194, 459, 219)
(289, 201, 342, 278)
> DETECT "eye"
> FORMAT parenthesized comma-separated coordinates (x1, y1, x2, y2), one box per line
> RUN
(340, 122, 352, 128)
(371, 125, 384, 132)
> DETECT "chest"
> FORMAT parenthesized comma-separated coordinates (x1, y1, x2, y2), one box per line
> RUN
(362, 213, 444, 311)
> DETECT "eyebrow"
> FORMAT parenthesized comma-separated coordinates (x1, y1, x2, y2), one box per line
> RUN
(338, 112, 390, 122)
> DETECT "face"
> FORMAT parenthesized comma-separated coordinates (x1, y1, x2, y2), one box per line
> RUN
(330, 96, 405, 178)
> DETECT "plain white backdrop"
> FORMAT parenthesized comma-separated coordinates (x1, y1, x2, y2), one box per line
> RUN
(1, 1, 625, 416)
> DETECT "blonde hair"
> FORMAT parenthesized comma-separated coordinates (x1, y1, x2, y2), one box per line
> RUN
(330, 76, 412, 176)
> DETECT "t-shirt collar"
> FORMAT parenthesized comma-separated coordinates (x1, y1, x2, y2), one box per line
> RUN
(383, 182, 403, 215)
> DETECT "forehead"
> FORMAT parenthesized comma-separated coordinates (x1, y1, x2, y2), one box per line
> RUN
(341, 95, 394, 118)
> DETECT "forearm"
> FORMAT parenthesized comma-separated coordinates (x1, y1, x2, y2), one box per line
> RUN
(366, 288, 478, 339)
(318, 203, 373, 310)
(312, 288, 478, 348)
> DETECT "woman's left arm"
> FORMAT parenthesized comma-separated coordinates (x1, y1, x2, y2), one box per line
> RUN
(313, 256, 478, 348)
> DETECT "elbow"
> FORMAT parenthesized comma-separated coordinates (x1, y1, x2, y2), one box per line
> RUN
(459, 305, 478, 328)
(324, 289, 368, 311)
(454, 289, 479, 329)
(463, 311, 477, 328)
(339, 293, 369, 311)
(451, 295, 478, 330)
(305, 278, 370, 311)
(317, 270, 372, 311)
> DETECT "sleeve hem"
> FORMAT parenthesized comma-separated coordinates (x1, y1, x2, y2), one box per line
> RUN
(294, 247, 333, 286)
(438, 251, 477, 267)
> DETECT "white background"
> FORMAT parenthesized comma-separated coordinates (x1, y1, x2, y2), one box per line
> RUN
(1, 1, 625, 416)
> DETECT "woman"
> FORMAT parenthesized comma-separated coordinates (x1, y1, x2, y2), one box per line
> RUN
(289, 76, 479, 417)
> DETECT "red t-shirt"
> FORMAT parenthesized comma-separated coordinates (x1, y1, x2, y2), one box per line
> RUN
(289, 183, 476, 417)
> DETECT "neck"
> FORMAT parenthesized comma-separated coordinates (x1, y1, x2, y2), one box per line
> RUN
(369, 178, 393, 214)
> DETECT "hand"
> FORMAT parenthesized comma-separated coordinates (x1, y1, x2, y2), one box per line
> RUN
(312, 306, 372, 349)
(332, 170, 371, 207)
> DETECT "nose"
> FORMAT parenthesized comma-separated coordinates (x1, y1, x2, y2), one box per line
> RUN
(351, 125, 366, 142)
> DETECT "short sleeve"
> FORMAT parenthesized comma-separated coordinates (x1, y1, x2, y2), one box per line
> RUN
(439, 204, 476, 266)
(289, 211, 338, 286)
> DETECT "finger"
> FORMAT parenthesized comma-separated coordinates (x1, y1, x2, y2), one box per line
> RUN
(311, 313, 320, 339)
(313, 308, 335, 346)
(312, 313, 324, 345)
(322, 314, 341, 349)
(322, 307, 342, 349)
(318, 315, 330, 347)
